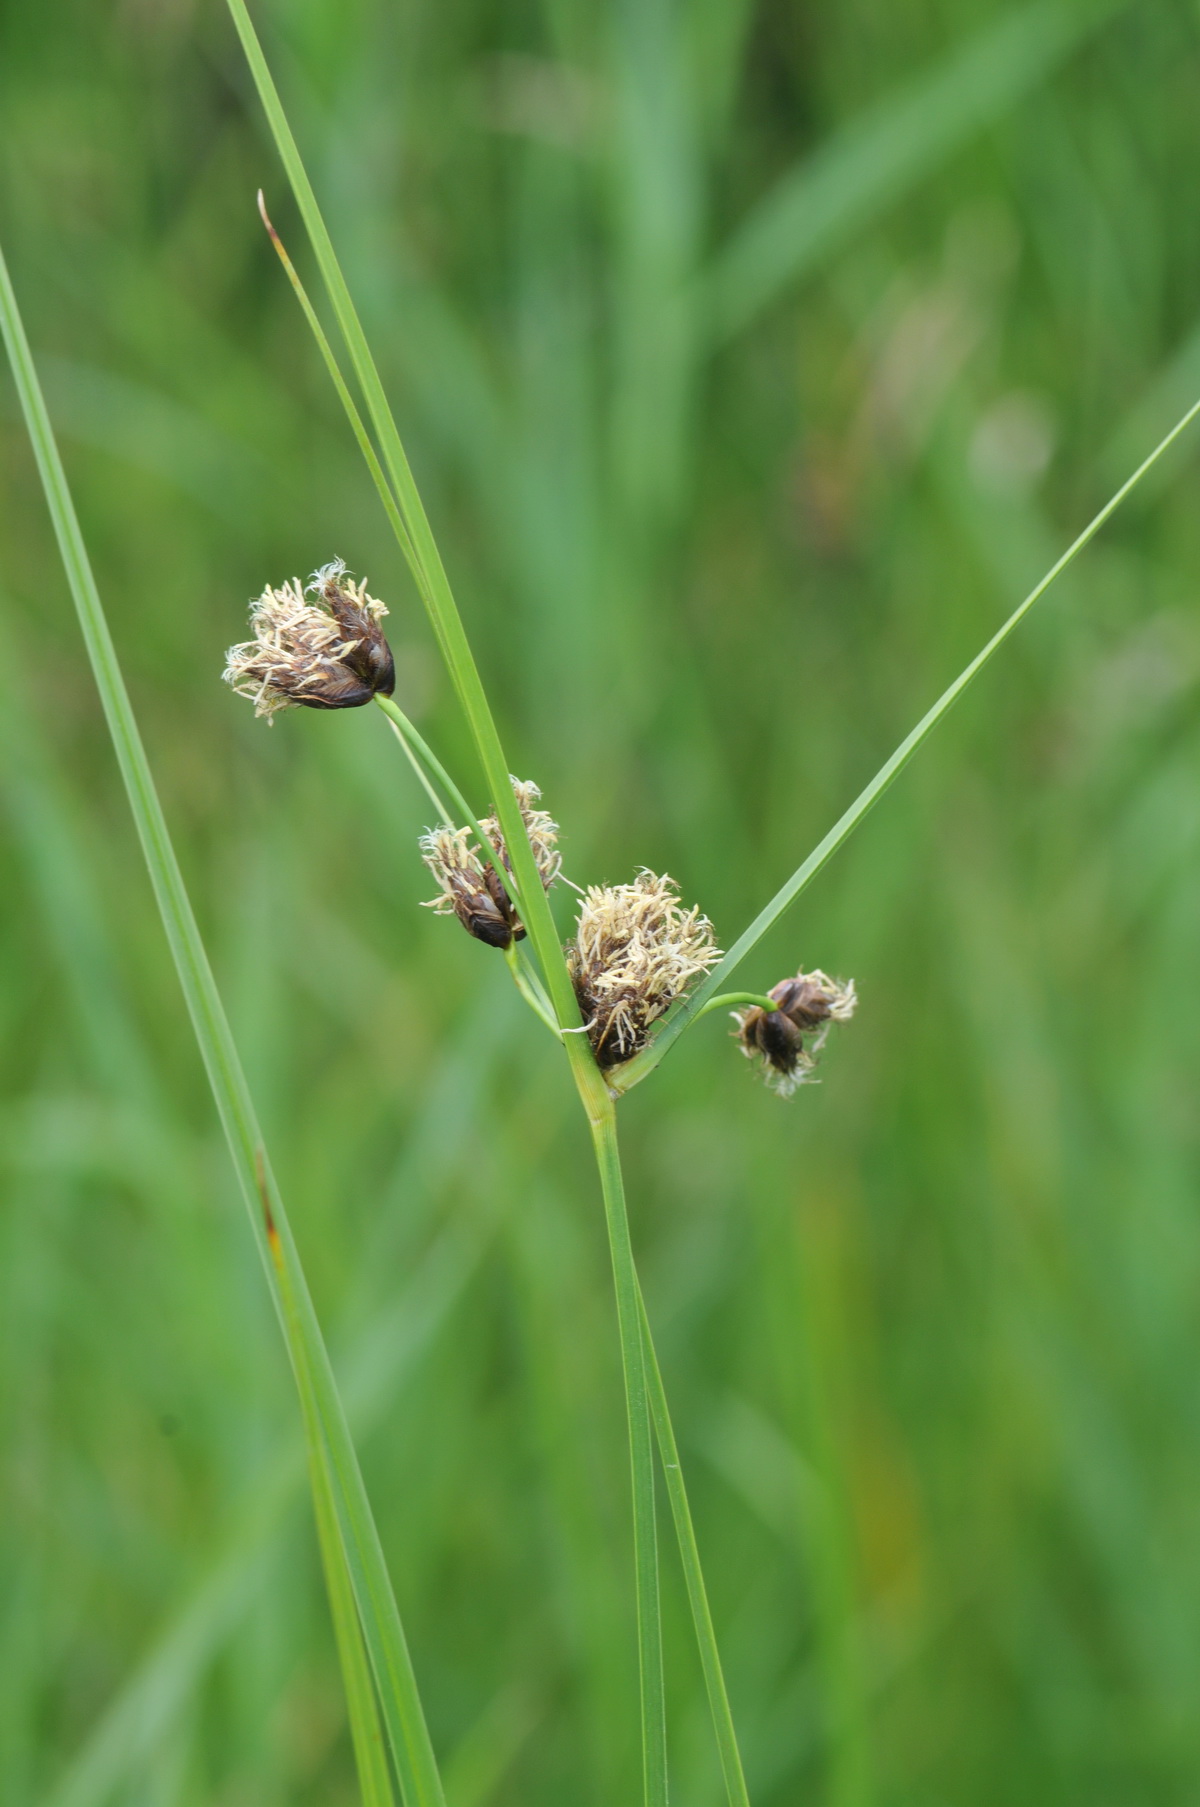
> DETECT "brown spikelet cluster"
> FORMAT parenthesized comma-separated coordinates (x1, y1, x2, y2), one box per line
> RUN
(223, 560, 395, 721)
(734, 970, 857, 1096)
(567, 870, 721, 1068)
(219, 586, 862, 1095)
(419, 777, 560, 951)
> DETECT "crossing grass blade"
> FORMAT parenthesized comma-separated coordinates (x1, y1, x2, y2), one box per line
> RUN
(611, 390, 1200, 1093)
(0, 234, 445, 1807)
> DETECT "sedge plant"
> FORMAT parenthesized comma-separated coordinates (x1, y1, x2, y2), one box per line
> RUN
(3, 5, 1200, 1803)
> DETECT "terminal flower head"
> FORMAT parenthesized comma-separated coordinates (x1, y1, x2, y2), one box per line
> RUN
(567, 869, 720, 1068)
(223, 559, 395, 721)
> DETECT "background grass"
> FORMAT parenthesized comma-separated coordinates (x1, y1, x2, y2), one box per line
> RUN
(3, 0, 1200, 1802)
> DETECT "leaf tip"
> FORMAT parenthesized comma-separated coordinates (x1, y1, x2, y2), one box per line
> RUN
(256, 188, 281, 248)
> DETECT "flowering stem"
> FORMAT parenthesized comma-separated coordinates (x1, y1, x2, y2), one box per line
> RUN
(637, 1282, 751, 1807)
(226, 19, 736, 1799)
(380, 711, 452, 823)
(504, 945, 561, 1037)
(589, 1104, 667, 1807)
(691, 992, 779, 1023)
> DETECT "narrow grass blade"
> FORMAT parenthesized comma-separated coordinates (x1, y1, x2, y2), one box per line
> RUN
(703, 0, 1124, 343)
(0, 237, 445, 1807)
(263, 1171, 396, 1807)
(612, 391, 1200, 1091)
(226, 0, 588, 1056)
(311, 1461, 397, 1806)
(256, 192, 420, 583)
(591, 1108, 667, 1807)
(638, 1287, 750, 1807)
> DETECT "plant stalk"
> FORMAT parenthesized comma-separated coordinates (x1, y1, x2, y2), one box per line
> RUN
(637, 1283, 751, 1807)
(588, 1103, 667, 1807)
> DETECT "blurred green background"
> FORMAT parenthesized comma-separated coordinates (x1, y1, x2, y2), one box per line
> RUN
(3, 0, 1200, 1801)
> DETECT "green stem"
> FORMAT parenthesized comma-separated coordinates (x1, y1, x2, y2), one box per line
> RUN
(637, 1284, 751, 1807)
(589, 1105, 667, 1807)
(504, 945, 561, 1037)
(374, 694, 532, 937)
(380, 712, 452, 824)
(691, 992, 779, 1023)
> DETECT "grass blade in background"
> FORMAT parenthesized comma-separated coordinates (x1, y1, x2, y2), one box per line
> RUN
(611, 389, 1200, 1092)
(0, 237, 444, 1807)
(703, 0, 1125, 343)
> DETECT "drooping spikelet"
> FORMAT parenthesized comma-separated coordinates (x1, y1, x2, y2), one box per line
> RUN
(567, 869, 721, 1068)
(223, 559, 395, 721)
(419, 777, 561, 951)
(733, 969, 857, 1096)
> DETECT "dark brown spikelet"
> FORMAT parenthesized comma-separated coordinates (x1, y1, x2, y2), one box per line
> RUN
(419, 779, 560, 952)
(418, 826, 524, 950)
(308, 561, 395, 699)
(735, 969, 857, 1097)
(223, 560, 395, 721)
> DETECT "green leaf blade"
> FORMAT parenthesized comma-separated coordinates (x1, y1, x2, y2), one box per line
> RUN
(0, 232, 444, 1807)
(613, 389, 1200, 1091)
(703, 0, 1125, 343)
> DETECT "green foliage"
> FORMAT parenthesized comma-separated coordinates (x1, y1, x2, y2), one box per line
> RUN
(2, 1, 1200, 1803)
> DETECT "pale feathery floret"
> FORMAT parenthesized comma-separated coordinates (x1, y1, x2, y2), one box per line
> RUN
(480, 778, 562, 895)
(223, 559, 394, 721)
(733, 969, 857, 1097)
(567, 869, 721, 1067)
(419, 778, 560, 952)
